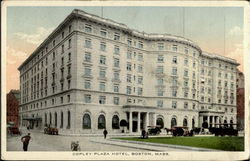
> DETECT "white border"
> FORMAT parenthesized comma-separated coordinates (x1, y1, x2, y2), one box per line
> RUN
(1, 1, 249, 160)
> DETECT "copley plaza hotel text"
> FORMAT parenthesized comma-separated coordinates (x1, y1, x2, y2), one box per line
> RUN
(18, 9, 238, 134)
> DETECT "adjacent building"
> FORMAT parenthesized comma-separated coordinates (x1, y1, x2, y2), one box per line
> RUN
(7, 90, 20, 127)
(18, 9, 239, 134)
(236, 69, 245, 130)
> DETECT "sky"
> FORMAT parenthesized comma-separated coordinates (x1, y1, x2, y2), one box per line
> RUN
(5, 6, 244, 92)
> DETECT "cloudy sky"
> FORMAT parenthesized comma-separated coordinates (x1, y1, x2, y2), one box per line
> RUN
(6, 6, 244, 92)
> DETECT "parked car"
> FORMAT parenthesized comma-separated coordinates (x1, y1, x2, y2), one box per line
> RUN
(44, 126, 58, 135)
(147, 126, 161, 135)
(171, 126, 191, 136)
(8, 127, 21, 135)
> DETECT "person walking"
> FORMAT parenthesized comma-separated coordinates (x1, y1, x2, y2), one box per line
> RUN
(21, 133, 31, 151)
(103, 129, 108, 139)
(141, 129, 146, 139)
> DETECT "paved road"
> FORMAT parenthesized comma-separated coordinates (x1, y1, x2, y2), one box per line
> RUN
(7, 130, 147, 151)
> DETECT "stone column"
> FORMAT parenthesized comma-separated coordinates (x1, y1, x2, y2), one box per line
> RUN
(207, 115, 210, 128)
(145, 112, 149, 131)
(211, 116, 214, 127)
(199, 116, 203, 127)
(153, 113, 157, 126)
(129, 112, 133, 133)
(137, 112, 141, 133)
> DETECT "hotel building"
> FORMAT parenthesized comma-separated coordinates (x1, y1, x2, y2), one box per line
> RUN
(18, 9, 238, 134)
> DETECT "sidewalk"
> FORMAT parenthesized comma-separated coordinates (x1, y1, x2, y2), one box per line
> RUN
(90, 137, 221, 152)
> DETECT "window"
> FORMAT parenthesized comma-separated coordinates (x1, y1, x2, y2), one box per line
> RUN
(54, 112, 57, 127)
(112, 115, 120, 129)
(172, 56, 177, 64)
(158, 55, 164, 62)
(184, 80, 188, 87)
(184, 58, 188, 66)
(84, 94, 91, 103)
(100, 42, 106, 51)
(67, 111, 71, 129)
(67, 95, 70, 102)
(158, 43, 164, 50)
(172, 67, 177, 75)
(157, 89, 163, 96)
(114, 33, 120, 41)
(113, 72, 120, 80)
(127, 86, 131, 94)
(85, 38, 92, 48)
(138, 87, 143, 95)
(68, 39, 71, 49)
(138, 41, 143, 49)
(60, 96, 63, 104)
(127, 63, 132, 71)
(100, 55, 106, 65)
(99, 82, 106, 91)
(82, 114, 91, 129)
(172, 79, 177, 86)
(68, 52, 71, 62)
(127, 74, 132, 83)
(60, 111, 63, 128)
(100, 29, 107, 37)
(114, 58, 120, 67)
(113, 97, 119, 105)
(61, 45, 64, 53)
(184, 102, 188, 109)
(62, 32, 64, 39)
(68, 25, 72, 33)
(172, 45, 177, 52)
(138, 76, 143, 84)
(138, 65, 143, 73)
(84, 80, 91, 89)
(127, 38, 132, 46)
(184, 91, 188, 98)
(84, 52, 91, 62)
(84, 67, 91, 77)
(99, 70, 106, 79)
(85, 24, 92, 33)
(113, 84, 119, 93)
(172, 89, 177, 97)
(53, 40, 55, 47)
(114, 46, 120, 54)
(67, 80, 71, 89)
(138, 53, 143, 61)
(172, 101, 177, 109)
(184, 70, 188, 77)
(192, 103, 196, 109)
(157, 100, 163, 107)
(98, 115, 106, 129)
(157, 66, 164, 74)
(127, 50, 132, 59)
(225, 73, 228, 79)
(193, 62, 196, 68)
(185, 47, 189, 54)
(99, 96, 106, 104)
(157, 78, 164, 85)
(183, 118, 188, 126)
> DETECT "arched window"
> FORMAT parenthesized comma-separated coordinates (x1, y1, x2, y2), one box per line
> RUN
(67, 111, 71, 129)
(224, 119, 228, 127)
(192, 118, 195, 129)
(156, 118, 164, 129)
(98, 114, 106, 129)
(55, 112, 57, 127)
(230, 119, 233, 128)
(60, 111, 63, 128)
(45, 113, 47, 126)
(171, 117, 177, 128)
(183, 118, 188, 127)
(49, 112, 52, 125)
(83, 113, 91, 129)
(112, 115, 120, 129)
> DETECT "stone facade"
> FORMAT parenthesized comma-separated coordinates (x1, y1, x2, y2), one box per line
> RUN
(18, 9, 238, 134)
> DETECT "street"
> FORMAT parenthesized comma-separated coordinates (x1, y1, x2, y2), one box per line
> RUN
(7, 130, 149, 151)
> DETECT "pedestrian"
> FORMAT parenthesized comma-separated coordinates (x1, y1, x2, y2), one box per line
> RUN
(71, 141, 81, 151)
(21, 133, 31, 151)
(103, 129, 108, 139)
(141, 129, 146, 139)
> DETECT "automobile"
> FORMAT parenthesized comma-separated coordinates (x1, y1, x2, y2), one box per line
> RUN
(171, 126, 191, 136)
(8, 127, 21, 135)
(44, 126, 58, 135)
(147, 126, 162, 135)
(209, 124, 238, 136)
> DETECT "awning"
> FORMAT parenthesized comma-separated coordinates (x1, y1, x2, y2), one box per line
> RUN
(23, 117, 42, 121)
